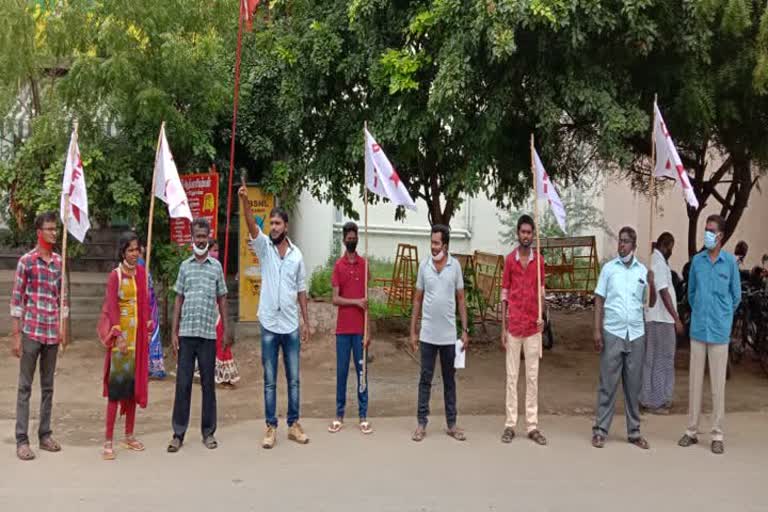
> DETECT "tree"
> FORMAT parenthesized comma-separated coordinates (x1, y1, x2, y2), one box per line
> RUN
(237, 0, 641, 226)
(0, 0, 235, 241)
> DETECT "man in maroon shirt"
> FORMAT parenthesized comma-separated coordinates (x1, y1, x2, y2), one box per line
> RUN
(500, 215, 547, 445)
(328, 222, 372, 435)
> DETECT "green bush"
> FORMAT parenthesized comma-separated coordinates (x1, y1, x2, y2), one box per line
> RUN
(309, 266, 333, 299)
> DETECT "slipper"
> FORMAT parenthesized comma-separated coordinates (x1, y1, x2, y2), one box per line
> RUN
(412, 426, 426, 442)
(528, 429, 548, 446)
(328, 420, 344, 434)
(628, 436, 650, 450)
(121, 437, 145, 452)
(16, 444, 35, 461)
(359, 420, 373, 435)
(167, 437, 182, 453)
(39, 436, 61, 453)
(592, 434, 606, 448)
(446, 428, 466, 442)
(203, 435, 218, 450)
(102, 442, 116, 461)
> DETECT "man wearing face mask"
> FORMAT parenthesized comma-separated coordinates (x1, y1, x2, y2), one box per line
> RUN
(11, 212, 68, 461)
(410, 224, 470, 443)
(591, 226, 655, 450)
(239, 183, 310, 449)
(328, 222, 372, 435)
(640, 232, 685, 415)
(167, 219, 229, 453)
(678, 215, 740, 455)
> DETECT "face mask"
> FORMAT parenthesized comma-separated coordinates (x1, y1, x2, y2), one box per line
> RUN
(37, 231, 54, 252)
(192, 243, 209, 257)
(620, 251, 634, 264)
(432, 249, 446, 262)
(345, 240, 358, 253)
(704, 230, 718, 250)
(270, 231, 286, 246)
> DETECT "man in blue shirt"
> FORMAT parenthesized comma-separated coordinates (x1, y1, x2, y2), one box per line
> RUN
(678, 214, 740, 455)
(591, 226, 655, 450)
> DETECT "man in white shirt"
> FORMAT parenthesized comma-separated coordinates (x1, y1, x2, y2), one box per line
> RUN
(640, 232, 685, 414)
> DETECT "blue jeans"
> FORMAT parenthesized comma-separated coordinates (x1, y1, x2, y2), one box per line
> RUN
(335, 334, 368, 420)
(261, 326, 300, 427)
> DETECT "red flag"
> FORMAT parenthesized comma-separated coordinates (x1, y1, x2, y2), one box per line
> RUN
(242, 0, 259, 31)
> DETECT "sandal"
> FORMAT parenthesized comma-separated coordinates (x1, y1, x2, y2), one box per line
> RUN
(16, 444, 36, 461)
(121, 437, 145, 452)
(678, 434, 698, 447)
(328, 420, 344, 434)
(102, 441, 116, 461)
(711, 441, 725, 455)
(501, 427, 515, 444)
(412, 426, 426, 442)
(628, 436, 650, 450)
(359, 420, 373, 435)
(528, 429, 548, 446)
(592, 434, 606, 448)
(39, 436, 61, 453)
(167, 437, 183, 453)
(203, 435, 218, 450)
(446, 428, 466, 442)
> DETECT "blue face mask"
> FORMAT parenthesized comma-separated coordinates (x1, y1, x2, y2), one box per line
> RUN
(704, 230, 718, 250)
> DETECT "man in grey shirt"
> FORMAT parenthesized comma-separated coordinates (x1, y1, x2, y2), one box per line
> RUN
(410, 224, 470, 442)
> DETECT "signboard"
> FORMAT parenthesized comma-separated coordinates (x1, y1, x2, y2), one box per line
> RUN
(170, 173, 219, 245)
(239, 187, 274, 322)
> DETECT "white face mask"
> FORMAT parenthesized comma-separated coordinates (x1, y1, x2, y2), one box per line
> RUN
(432, 248, 446, 262)
(620, 251, 634, 264)
(192, 243, 209, 257)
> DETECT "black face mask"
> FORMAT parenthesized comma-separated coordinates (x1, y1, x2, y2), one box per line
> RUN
(345, 240, 358, 253)
(270, 231, 286, 246)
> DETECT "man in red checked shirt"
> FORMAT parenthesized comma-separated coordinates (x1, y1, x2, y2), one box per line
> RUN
(500, 214, 547, 446)
(9, 212, 68, 461)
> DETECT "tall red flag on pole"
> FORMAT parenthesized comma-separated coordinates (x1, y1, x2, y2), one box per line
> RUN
(242, 0, 259, 31)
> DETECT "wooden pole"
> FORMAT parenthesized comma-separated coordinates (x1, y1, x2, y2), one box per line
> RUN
(649, 93, 658, 258)
(530, 133, 543, 359)
(223, 0, 248, 278)
(145, 122, 164, 291)
(59, 121, 77, 351)
(360, 122, 369, 394)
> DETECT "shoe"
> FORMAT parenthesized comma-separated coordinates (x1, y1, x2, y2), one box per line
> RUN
(262, 426, 276, 449)
(678, 434, 698, 448)
(501, 427, 515, 444)
(711, 440, 725, 455)
(288, 422, 310, 445)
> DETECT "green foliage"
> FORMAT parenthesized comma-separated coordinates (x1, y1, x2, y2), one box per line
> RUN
(151, 241, 191, 300)
(308, 266, 333, 300)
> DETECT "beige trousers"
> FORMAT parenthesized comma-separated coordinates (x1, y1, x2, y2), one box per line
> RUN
(504, 332, 541, 432)
(685, 339, 728, 442)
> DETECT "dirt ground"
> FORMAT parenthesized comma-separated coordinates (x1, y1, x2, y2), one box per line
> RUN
(2, 309, 768, 448)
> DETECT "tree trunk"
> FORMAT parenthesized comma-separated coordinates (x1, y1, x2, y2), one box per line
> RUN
(687, 207, 702, 258)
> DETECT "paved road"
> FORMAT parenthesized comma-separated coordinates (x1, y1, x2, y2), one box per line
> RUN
(1, 414, 766, 511)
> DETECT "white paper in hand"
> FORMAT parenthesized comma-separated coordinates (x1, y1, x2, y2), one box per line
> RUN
(454, 339, 466, 369)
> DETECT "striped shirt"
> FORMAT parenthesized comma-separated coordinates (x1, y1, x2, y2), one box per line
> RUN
(174, 255, 227, 340)
(10, 248, 65, 345)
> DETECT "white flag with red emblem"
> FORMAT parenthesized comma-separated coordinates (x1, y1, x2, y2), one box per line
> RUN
(533, 149, 567, 233)
(653, 102, 699, 209)
(153, 125, 193, 221)
(364, 128, 416, 210)
(60, 129, 90, 242)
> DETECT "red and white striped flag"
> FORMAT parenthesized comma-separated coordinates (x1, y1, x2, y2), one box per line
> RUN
(653, 102, 699, 209)
(364, 128, 416, 210)
(60, 129, 90, 242)
(533, 149, 567, 233)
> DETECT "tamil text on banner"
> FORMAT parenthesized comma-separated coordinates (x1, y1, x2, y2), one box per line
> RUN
(170, 173, 219, 245)
(239, 186, 274, 322)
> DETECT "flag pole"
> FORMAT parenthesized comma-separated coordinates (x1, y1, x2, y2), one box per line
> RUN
(360, 121, 369, 394)
(145, 122, 164, 291)
(649, 93, 658, 257)
(530, 133, 543, 359)
(59, 121, 77, 351)
(223, 0, 248, 278)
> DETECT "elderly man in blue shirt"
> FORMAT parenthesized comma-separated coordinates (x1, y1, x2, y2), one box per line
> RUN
(591, 226, 655, 450)
(678, 214, 740, 455)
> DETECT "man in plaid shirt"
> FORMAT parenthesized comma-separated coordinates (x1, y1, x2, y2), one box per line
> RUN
(10, 212, 68, 461)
